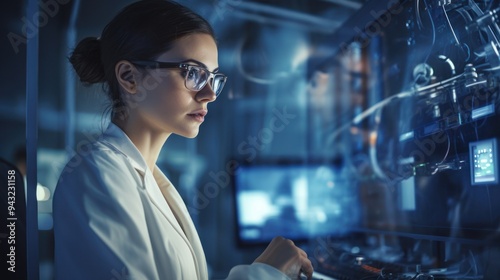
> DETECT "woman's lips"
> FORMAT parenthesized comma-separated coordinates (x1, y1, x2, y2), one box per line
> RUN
(187, 109, 207, 122)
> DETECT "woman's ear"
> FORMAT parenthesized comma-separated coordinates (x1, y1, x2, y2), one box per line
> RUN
(115, 60, 139, 94)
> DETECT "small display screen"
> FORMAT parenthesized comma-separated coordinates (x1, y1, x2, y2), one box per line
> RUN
(470, 138, 498, 185)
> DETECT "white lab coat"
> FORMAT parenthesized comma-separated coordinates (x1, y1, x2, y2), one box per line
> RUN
(53, 123, 289, 280)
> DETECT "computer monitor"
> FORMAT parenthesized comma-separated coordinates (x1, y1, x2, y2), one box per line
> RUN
(232, 161, 360, 246)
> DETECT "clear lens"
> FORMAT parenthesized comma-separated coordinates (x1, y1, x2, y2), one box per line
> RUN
(185, 66, 206, 91)
(183, 65, 226, 96)
(212, 75, 226, 96)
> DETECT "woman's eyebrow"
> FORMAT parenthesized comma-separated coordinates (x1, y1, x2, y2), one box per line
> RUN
(180, 59, 219, 72)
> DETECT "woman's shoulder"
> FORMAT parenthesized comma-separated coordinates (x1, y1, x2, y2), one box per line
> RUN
(63, 139, 126, 169)
(52, 137, 145, 225)
(56, 138, 136, 187)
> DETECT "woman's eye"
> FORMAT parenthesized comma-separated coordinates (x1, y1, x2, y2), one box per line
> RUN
(186, 67, 201, 80)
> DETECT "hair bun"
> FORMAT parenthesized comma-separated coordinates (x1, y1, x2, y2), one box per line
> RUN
(69, 37, 106, 84)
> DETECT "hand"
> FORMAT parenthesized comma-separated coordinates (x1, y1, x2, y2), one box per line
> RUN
(254, 236, 313, 280)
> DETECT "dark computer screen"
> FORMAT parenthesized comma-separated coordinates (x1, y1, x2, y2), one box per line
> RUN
(232, 162, 360, 245)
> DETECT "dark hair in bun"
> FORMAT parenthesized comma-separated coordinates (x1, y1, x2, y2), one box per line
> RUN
(69, 0, 215, 118)
(69, 37, 105, 84)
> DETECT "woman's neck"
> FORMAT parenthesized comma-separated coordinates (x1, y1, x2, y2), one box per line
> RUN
(112, 118, 170, 172)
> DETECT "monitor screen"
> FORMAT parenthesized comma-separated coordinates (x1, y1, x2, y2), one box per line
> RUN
(232, 162, 360, 245)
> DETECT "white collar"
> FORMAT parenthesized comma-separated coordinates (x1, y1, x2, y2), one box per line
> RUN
(99, 122, 149, 175)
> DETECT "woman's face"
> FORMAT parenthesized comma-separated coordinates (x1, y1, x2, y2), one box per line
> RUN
(131, 33, 219, 138)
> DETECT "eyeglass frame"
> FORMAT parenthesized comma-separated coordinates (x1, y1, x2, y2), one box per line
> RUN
(131, 60, 227, 97)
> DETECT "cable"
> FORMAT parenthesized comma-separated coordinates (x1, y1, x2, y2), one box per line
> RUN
(416, 0, 424, 30)
(326, 90, 411, 146)
(326, 72, 465, 147)
(438, 131, 451, 166)
(352, 93, 409, 125)
(368, 109, 388, 181)
(463, 43, 472, 62)
(443, 5, 461, 46)
(431, 132, 451, 175)
(423, 0, 437, 64)
(482, 64, 500, 71)
(457, 5, 474, 22)
(414, 73, 464, 93)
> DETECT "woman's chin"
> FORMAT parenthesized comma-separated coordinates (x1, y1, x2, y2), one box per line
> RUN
(179, 129, 200, 139)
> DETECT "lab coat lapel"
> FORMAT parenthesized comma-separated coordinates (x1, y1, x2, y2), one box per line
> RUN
(142, 170, 190, 242)
(100, 124, 190, 244)
(153, 169, 208, 280)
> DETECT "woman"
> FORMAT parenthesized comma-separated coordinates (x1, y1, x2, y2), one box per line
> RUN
(53, 1, 313, 279)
